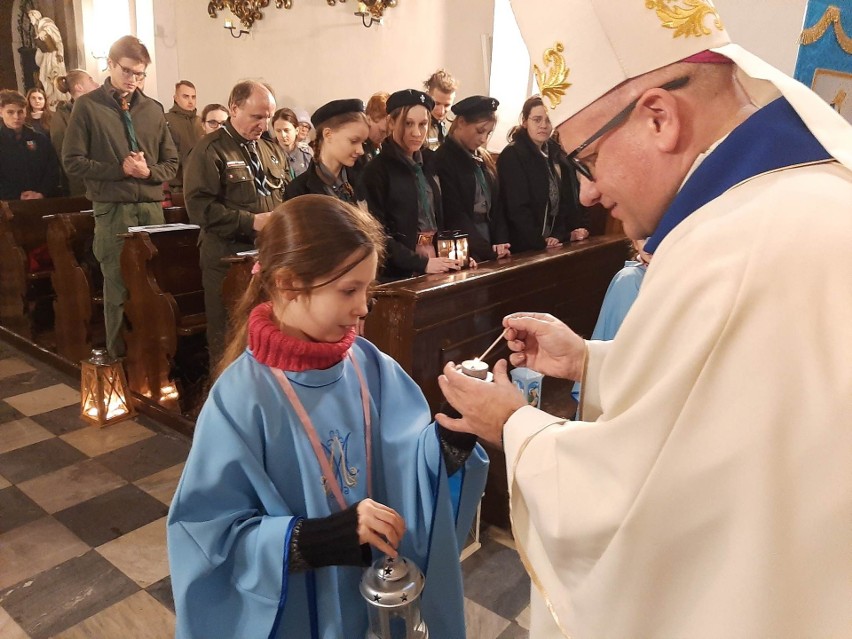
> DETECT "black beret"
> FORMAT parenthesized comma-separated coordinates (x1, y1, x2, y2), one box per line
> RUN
(451, 95, 499, 118)
(386, 89, 435, 115)
(311, 99, 365, 128)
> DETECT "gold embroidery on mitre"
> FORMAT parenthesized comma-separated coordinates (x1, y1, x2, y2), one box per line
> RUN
(646, 0, 724, 38)
(534, 42, 571, 110)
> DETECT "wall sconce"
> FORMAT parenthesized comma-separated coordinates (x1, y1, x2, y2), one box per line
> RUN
(80, 348, 135, 427)
(91, 50, 108, 72)
(437, 230, 470, 268)
(354, 0, 398, 28)
(223, 19, 249, 38)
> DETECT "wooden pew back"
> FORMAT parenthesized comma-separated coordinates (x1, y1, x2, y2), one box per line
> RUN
(45, 212, 103, 362)
(121, 225, 204, 411)
(0, 196, 91, 338)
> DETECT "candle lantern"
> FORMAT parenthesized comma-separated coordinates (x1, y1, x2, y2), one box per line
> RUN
(360, 555, 429, 639)
(80, 349, 135, 427)
(436, 230, 470, 268)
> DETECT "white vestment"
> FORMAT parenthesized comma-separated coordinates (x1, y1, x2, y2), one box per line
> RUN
(505, 120, 852, 638)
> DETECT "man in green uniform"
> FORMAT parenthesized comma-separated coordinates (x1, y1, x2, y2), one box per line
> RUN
(62, 35, 178, 358)
(165, 80, 204, 193)
(184, 80, 287, 367)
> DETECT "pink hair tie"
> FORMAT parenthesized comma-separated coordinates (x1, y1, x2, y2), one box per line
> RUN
(251, 261, 261, 275)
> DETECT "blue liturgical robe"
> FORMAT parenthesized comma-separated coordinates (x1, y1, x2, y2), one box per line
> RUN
(168, 338, 488, 638)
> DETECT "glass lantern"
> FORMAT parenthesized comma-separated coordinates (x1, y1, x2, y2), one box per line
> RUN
(436, 230, 470, 268)
(80, 349, 135, 427)
(360, 555, 429, 639)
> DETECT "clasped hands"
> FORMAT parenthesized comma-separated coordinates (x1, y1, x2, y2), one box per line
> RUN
(122, 151, 151, 179)
(436, 312, 586, 447)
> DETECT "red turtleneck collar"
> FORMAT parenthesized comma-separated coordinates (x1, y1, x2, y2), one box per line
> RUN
(248, 302, 355, 372)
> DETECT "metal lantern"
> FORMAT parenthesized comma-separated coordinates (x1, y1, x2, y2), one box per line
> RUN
(360, 555, 429, 639)
(80, 349, 135, 427)
(436, 230, 470, 268)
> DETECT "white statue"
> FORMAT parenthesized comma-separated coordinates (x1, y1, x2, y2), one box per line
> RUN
(27, 10, 70, 111)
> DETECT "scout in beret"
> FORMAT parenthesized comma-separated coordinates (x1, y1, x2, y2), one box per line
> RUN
(285, 98, 369, 203)
(434, 94, 510, 263)
(361, 88, 459, 280)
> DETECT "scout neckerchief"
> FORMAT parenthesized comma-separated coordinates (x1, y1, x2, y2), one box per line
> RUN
(117, 95, 139, 152)
(316, 160, 356, 203)
(645, 97, 832, 254)
(271, 353, 373, 510)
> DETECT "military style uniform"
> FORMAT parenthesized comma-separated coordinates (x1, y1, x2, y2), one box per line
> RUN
(184, 121, 288, 365)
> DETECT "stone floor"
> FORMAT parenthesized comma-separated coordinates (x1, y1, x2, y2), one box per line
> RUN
(0, 340, 530, 638)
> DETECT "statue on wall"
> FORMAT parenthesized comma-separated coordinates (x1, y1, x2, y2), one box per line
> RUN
(27, 9, 70, 110)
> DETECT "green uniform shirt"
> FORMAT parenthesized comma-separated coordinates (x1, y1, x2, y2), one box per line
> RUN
(184, 122, 287, 244)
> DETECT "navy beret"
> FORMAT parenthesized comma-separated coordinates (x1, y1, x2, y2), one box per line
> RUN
(311, 99, 365, 127)
(386, 89, 435, 115)
(451, 95, 499, 118)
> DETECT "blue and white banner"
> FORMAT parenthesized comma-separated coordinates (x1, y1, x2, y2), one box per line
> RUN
(794, 1, 852, 122)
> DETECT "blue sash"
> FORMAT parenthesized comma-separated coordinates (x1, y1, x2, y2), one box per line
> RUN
(645, 98, 832, 253)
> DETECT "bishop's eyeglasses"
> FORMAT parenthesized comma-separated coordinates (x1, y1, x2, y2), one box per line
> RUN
(568, 76, 690, 182)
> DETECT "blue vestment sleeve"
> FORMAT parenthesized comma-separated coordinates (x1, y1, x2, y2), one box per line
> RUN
(167, 358, 299, 639)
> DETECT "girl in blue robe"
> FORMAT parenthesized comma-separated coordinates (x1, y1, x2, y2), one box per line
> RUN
(167, 194, 488, 639)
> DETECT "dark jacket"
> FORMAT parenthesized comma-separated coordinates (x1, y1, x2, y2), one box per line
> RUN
(165, 104, 205, 190)
(496, 131, 588, 253)
(284, 160, 365, 202)
(361, 141, 444, 279)
(184, 122, 287, 245)
(0, 124, 62, 200)
(62, 78, 178, 203)
(51, 100, 86, 197)
(434, 137, 504, 262)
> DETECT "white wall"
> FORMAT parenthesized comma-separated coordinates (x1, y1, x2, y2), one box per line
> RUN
(152, 0, 494, 114)
(714, 0, 808, 75)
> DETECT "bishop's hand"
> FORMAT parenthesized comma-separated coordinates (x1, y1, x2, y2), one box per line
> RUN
(436, 359, 526, 447)
(504, 312, 586, 381)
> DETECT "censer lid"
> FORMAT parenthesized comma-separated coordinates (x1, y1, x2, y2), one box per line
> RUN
(360, 555, 425, 608)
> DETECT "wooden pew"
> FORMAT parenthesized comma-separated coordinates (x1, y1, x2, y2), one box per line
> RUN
(120, 224, 205, 412)
(363, 235, 629, 528)
(0, 196, 91, 339)
(222, 251, 257, 315)
(45, 212, 102, 362)
(44, 206, 189, 364)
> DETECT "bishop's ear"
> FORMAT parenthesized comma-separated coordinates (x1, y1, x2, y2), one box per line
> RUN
(636, 89, 681, 154)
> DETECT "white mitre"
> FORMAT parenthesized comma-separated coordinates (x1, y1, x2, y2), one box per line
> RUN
(509, 0, 852, 169)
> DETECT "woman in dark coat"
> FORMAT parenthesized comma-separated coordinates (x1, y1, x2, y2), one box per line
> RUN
(361, 89, 460, 280)
(497, 96, 589, 253)
(433, 96, 510, 263)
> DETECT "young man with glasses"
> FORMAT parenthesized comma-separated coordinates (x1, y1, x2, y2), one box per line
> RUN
(437, 1, 852, 637)
(63, 35, 178, 359)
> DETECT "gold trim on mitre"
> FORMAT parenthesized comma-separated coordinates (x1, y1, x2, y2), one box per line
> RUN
(646, 0, 725, 38)
(534, 42, 572, 110)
